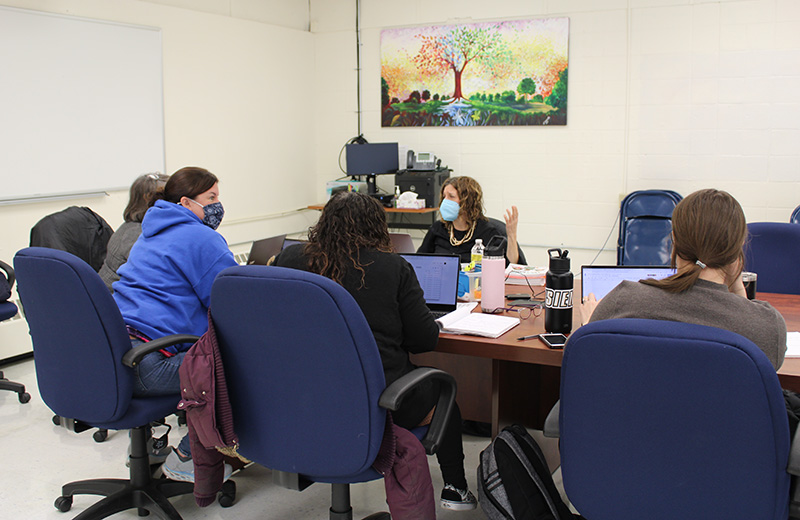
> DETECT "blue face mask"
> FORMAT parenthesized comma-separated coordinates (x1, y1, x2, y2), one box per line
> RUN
(439, 198, 460, 222)
(189, 199, 224, 230)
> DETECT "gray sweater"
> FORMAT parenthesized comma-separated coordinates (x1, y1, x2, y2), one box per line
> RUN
(589, 279, 787, 370)
(99, 221, 142, 292)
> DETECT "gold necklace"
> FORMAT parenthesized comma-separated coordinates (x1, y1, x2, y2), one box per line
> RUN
(449, 221, 476, 247)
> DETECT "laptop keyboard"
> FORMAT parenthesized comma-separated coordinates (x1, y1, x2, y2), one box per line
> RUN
(430, 310, 450, 319)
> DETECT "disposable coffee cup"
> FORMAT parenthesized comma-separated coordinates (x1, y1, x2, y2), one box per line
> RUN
(742, 271, 757, 300)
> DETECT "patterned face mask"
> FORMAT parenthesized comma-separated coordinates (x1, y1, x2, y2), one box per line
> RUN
(189, 199, 224, 230)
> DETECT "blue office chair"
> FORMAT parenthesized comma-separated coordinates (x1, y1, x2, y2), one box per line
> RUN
(617, 190, 682, 266)
(210, 265, 456, 520)
(0, 259, 30, 403)
(553, 318, 793, 520)
(14, 247, 200, 519)
(791, 205, 800, 224)
(745, 222, 800, 295)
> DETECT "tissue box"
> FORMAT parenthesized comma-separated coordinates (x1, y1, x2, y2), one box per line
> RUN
(396, 198, 426, 209)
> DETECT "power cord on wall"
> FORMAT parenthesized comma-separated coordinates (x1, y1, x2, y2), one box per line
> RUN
(587, 208, 621, 266)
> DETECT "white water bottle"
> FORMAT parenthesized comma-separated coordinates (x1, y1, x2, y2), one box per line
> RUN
(481, 236, 507, 313)
(471, 239, 484, 271)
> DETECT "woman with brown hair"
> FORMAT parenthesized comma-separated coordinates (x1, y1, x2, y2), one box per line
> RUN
(273, 190, 477, 511)
(417, 176, 525, 265)
(113, 166, 237, 482)
(584, 188, 786, 369)
(99, 172, 170, 291)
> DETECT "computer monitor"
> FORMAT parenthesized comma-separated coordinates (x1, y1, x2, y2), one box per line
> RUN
(345, 142, 399, 194)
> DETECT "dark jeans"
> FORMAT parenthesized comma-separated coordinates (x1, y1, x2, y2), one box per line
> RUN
(391, 377, 467, 490)
(131, 339, 191, 457)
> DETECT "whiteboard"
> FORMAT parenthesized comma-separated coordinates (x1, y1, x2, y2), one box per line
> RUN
(0, 6, 164, 203)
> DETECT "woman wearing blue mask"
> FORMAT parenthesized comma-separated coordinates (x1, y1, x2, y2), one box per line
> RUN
(418, 176, 526, 265)
(113, 166, 237, 483)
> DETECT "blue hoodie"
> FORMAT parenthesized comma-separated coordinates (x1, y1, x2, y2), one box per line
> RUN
(113, 199, 237, 348)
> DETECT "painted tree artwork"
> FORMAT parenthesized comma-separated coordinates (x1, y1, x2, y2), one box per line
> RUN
(381, 18, 569, 127)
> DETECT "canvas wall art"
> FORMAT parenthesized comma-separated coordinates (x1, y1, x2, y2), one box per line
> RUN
(381, 18, 569, 127)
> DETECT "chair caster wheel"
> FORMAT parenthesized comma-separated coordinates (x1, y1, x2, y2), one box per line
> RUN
(93, 429, 108, 442)
(53, 414, 62, 426)
(54, 495, 72, 512)
(18, 392, 31, 403)
(218, 480, 236, 508)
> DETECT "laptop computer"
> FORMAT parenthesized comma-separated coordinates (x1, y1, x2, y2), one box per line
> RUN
(389, 233, 416, 254)
(282, 238, 308, 250)
(581, 265, 676, 302)
(246, 234, 287, 265)
(399, 253, 460, 318)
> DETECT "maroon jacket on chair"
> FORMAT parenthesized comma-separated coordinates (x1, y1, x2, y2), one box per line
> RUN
(177, 313, 240, 507)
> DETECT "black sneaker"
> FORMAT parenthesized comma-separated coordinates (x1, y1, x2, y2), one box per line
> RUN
(440, 484, 477, 511)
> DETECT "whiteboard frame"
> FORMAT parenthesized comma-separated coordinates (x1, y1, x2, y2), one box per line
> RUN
(0, 6, 165, 204)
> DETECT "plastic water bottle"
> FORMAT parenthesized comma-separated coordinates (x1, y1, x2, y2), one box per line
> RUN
(544, 248, 573, 333)
(471, 239, 484, 271)
(481, 236, 507, 313)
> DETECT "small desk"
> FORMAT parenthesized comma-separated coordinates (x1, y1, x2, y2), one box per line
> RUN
(307, 204, 438, 230)
(412, 286, 800, 436)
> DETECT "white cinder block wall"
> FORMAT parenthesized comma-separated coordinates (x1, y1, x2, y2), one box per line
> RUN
(312, 0, 800, 268)
(0, 0, 798, 358)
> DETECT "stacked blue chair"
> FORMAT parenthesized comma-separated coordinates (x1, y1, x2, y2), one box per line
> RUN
(617, 190, 682, 266)
(0, 259, 30, 403)
(791, 205, 800, 224)
(555, 318, 793, 520)
(210, 265, 456, 520)
(745, 222, 800, 295)
(14, 247, 200, 519)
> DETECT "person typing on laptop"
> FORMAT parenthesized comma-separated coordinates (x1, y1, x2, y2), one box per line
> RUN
(272, 191, 478, 511)
(582, 189, 786, 370)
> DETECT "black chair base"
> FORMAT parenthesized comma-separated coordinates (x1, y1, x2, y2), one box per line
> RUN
(56, 477, 194, 520)
(330, 483, 390, 520)
(0, 370, 30, 403)
(53, 425, 196, 520)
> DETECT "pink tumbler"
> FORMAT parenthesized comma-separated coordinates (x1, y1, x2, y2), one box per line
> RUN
(481, 236, 507, 313)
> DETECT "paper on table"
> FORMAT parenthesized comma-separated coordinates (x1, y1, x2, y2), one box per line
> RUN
(786, 331, 800, 358)
(436, 302, 520, 339)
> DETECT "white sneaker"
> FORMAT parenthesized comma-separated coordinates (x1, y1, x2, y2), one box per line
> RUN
(161, 450, 233, 483)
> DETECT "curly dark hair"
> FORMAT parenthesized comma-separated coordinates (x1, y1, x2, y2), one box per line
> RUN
(305, 191, 393, 285)
(440, 176, 487, 225)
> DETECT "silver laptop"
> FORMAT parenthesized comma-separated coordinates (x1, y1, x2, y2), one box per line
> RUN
(581, 265, 676, 302)
(399, 253, 460, 318)
(389, 233, 416, 254)
(246, 234, 287, 265)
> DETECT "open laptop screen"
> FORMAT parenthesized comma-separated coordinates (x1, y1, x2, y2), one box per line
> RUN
(581, 265, 676, 302)
(399, 253, 460, 312)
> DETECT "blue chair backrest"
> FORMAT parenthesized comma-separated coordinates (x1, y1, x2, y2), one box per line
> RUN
(617, 190, 682, 266)
(14, 247, 134, 424)
(210, 265, 387, 481)
(791, 205, 800, 224)
(560, 319, 790, 520)
(745, 222, 800, 295)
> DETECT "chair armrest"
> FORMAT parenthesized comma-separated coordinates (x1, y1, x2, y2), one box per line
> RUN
(378, 367, 457, 455)
(122, 334, 200, 368)
(0, 259, 14, 289)
(543, 400, 560, 438)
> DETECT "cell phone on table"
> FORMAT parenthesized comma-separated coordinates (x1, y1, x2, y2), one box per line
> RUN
(539, 333, 568, 349)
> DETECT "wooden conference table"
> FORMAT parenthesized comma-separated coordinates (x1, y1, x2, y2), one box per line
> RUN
(307, 204, 438, 230)
(411, 284, 800, 437)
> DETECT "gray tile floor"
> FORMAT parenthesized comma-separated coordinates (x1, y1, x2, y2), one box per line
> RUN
(4, 357, 567, 519)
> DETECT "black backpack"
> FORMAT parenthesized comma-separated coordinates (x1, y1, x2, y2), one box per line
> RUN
(478, 424, 584, 520)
